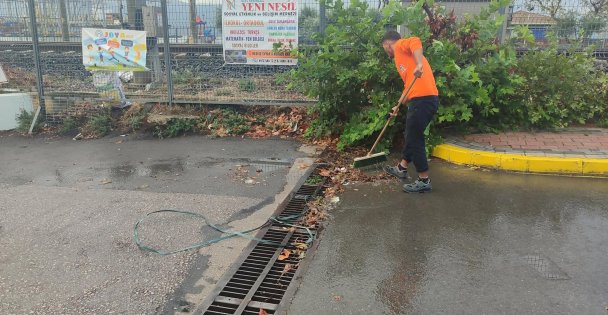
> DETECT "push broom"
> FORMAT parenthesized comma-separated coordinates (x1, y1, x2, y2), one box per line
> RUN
(353, 77, 418, 168)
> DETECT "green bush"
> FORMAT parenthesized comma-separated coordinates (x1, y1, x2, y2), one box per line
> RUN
(516, 38, 607, 128)
(287, 0, 607, 153)
(154, 118, 198, 139)
(288, 0, 408, 150)
(60, 116, 84, 134)
(289, 0, 520, 150)
(129, 114, 145, 131)
(15, 109, 40, 133)
(87, 110, 113, 137)
(208, 109, 250, 136)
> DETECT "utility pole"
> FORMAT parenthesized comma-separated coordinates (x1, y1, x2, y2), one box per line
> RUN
(27, 0, 46, 117)
(190, 0, 198, 43)
(59, 0, 70, 41)
(319, 0, 326, 34)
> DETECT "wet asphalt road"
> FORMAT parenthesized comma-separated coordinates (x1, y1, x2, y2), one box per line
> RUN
(289, 162, 608, 314)
(0, 134, 314, 314)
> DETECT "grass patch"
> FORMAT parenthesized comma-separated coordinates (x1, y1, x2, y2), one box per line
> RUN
(305, 174, 324, 185)
(238, 78, 257, 92)
(173, 69, 210, 85)
(214, 89, 233, 97)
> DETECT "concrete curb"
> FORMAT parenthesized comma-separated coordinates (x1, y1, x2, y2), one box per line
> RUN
(432, 143, 608, 176)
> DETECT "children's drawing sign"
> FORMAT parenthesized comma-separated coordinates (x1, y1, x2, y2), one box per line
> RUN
(82, 28, 148, 71)
(222, 0, 298, 65)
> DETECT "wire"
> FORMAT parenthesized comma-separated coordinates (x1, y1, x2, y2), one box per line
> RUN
(133, 209, 314, 256)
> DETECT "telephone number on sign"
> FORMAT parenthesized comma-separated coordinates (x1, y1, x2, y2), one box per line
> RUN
(251, 58, 297, 64)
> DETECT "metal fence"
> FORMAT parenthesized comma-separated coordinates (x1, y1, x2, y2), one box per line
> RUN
(0, 0, 607, 121)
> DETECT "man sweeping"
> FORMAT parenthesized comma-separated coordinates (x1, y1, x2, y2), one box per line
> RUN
(381, 30, 439, 193)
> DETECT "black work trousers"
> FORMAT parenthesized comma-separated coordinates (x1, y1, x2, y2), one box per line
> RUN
(402, 96, 439, 173)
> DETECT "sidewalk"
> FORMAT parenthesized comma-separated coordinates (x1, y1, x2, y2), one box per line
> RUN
(432, 128, 608, 176)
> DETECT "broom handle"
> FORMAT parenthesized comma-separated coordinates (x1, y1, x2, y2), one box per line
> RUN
(367, 77, 418, 156)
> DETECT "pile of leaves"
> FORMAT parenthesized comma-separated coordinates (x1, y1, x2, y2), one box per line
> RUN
(245, 107, 307, 138)
(316, 144, 395, 193)
(147, 105, 309, 139)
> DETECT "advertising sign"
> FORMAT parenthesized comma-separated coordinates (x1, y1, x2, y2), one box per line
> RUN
(222, 0, 298, 65)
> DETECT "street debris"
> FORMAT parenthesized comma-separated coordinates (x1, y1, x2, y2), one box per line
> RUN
(282, 263, 293, 274)
(229, 164, 263, 185)
(278, 249, 291, 261)
(294, 242, 308, 250)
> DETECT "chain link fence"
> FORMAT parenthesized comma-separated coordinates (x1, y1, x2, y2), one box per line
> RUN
(0, 0, 606, 121)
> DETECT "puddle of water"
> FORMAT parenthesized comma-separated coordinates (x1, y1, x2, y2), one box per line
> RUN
(107, 159, 185, 182)
(109, 164, 137, 182)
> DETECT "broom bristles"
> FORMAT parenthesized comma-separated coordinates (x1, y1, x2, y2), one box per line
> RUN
(353, 152, 387, 168)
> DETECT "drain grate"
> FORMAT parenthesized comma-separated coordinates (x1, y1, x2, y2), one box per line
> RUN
(523, 255, 570, 280)
(198, 165, 329, 315)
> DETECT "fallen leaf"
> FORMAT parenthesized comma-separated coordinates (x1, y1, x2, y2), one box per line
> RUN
(282, 263, 293, 274)
(334, 295, 343, 302)
(259, 309, 268, 315)
(294, 243, 308, 250)
(319, 169, 331, 177)
(278, 249, 291, 261)
(298, 163, 310, 170)
(101, 179, 112, 185)
(115, 140, 123, 144)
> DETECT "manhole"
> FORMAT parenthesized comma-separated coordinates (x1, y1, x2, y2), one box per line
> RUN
(197, 165, 329, 315)
(523, 255, 570, 280)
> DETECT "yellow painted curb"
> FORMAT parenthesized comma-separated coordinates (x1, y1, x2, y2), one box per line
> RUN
(432, 144, 608, 176)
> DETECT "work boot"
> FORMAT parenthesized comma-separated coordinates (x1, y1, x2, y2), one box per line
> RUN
(383, 165, 409, 179)
(403, 178, 432, 193)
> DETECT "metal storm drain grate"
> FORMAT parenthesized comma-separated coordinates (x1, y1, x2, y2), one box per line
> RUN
(198, 165, 329, 315)
(523, 255, 571, 280)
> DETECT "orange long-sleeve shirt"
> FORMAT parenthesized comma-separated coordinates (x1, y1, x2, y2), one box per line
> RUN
(393, 37, 438, 100)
